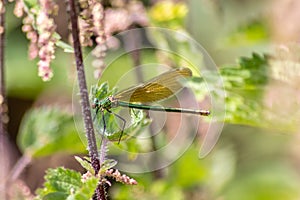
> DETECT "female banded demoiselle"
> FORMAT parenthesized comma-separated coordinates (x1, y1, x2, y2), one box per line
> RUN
(92, 67, 210, 141)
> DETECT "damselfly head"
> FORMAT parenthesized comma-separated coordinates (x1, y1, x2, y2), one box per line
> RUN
(92, 98, 99, 109)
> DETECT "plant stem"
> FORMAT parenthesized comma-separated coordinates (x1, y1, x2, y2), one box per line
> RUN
(8, 155, 31, 183)
(67, 0, 99, 171)
(99, 138, 108, 165)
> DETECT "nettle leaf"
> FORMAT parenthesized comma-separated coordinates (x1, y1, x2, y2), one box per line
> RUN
(74, 156, 95, 175)
(68, 177, 98, 200)
(189, 53, 269, 127)
(53, 33, 74, 53)
(35, 167, 98, 200)
(18, 107, 86, 158)
(100, 159, 118, 173)
(220, 53, 268, 125)
(90, 82, 150, 142)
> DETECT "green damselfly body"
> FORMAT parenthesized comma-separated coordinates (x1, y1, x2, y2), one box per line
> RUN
(91, 67, 210, 142)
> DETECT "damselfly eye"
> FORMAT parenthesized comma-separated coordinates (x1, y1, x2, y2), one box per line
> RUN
(92, 98, 99, 109)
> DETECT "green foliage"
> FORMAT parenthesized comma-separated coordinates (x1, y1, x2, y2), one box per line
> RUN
(220, 53, 268, 125)
(23, 0, 39, 10)
(17, 107, 86, 158)
(9, 1, 300, 199)
(189, 53, 270, 127)
(75, 156, 117, 175)
(35, 167, 98, 200)
(90, 82, 150, 141)
(74, 156, 95, 175)
(54, 33, 74, 53)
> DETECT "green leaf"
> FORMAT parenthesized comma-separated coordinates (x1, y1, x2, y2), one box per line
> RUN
(67, 177, 98, 200)
(17, 107, 86, 158)
(56, 40, 74, 53)
(35, 167, 81, 197)
(42, 192, 68, 200)
(35, 167, 98, 200)
(189, 53, 269, 127)
(45, 168, 82, 192)
(23, 0, 39, 10)
(74, 156, 95, 175)
(100, 159, 118, 173)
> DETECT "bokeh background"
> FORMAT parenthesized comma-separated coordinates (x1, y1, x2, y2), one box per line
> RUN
(2, 0, 300, 199)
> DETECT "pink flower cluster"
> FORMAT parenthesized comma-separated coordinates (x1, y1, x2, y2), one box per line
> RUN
(91, 1, 107, 79)
(14, 0, 58, 81)
(36, 0, 58, 81)
(78, 0, 107, 79)
(78, 0, 149, 79)
(81, 168, 137, 188)
(78, 0, 94, 47)
(104, 1, 148, 35)
(22, 16, 39, 60)
(13, 0, 24, 18)
(105, 168, 137, 185)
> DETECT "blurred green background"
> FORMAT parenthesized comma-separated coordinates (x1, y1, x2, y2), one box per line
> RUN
(4, 0, 300, 200)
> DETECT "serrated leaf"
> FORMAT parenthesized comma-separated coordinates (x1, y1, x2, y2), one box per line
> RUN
(45, 168, 82, 192)
(35, 167, 98, 200)
(17, 107, 86, 158)
(100, 159, 118, 173)
(35, 167, 81, 198)
(74, 156, 95, 174)
(69, 177, 98, 200)
(189, 53, 269, 127)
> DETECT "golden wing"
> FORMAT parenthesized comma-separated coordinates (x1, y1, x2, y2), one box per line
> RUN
(114, 68, 192, 103)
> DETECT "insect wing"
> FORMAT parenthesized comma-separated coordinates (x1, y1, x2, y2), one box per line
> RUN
(114, 68, 192, 103)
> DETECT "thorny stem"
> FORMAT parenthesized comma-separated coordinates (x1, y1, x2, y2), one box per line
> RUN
(95, 3, 108, 167)
(67, 0, 100, 177)
(67, 1, 106, 199)
(99, 137, 108, 165)
(94, 184, 107, 200)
